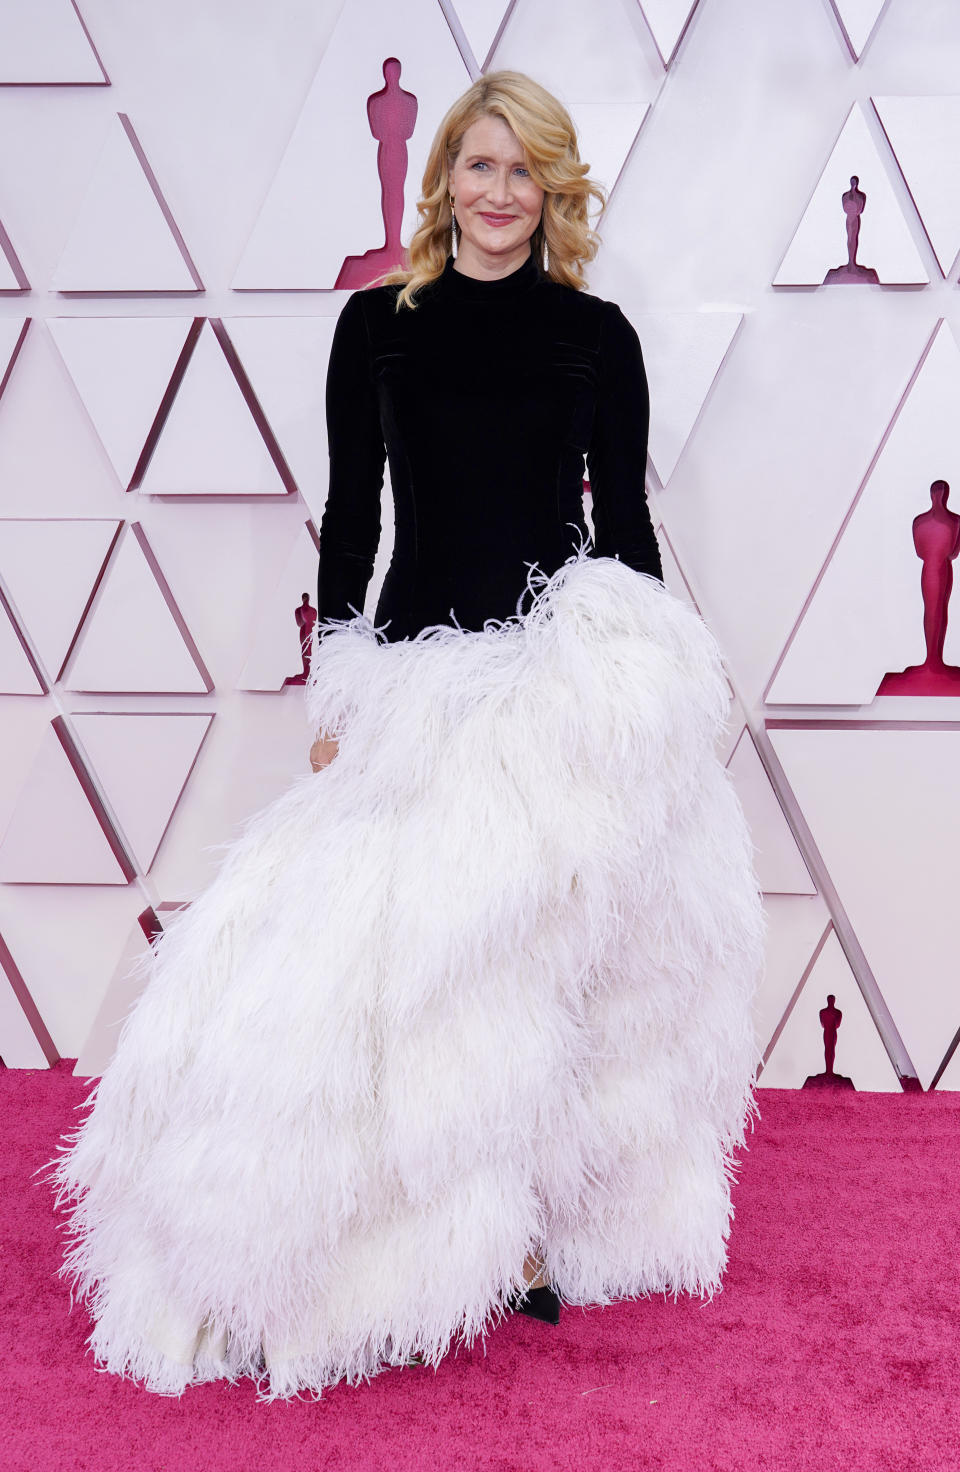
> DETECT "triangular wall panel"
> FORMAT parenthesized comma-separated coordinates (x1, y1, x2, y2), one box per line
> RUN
(555, 104, 650, 216)
(0, 599, 43, 693)
(0, 720, 130, 883)
(224, 317, 336, 522)
(48, 317, 193, 489)
(449, 0, 514, 69)
(0, 319, 29, 394)
(828, 0, 887, 59)
(0, 0, 108, 84)
(774, 104, 927, 286)
(51, 113, 202, 293)
(753, 895, 832, 1086)
(237, 523, 322, 690)
(767, 322, 960, 705)
(138, 321, 292, 496)
(0, 220, 29, 292)
(874, 95, 960, 278)
(71, 712, 213, 871)
(632, 312, 743, 487)
(637, 0, 702, 67)
(74, 903, 187, 1076)
(233, 0, 471, 289)
(934, 1032, 960, 1090)
(0, 519, 119, 683)
(63, 522, 212, 693)
(769, 723, 960, 1090)
(491, 0, 663, 208)
(761, 926, 900, 1091)
(726, 728, 817, 895)
(0, 931, 54, 1067)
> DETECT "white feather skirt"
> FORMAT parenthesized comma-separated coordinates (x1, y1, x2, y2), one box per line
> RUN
(50, 552, 765, 1400)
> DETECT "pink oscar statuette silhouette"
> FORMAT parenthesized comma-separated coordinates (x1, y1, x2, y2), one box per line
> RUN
(823, 174, 879, 284)
(803, 994, 855, 1090)
(283, 594, 317, 687)
(877, 479, 960, 696)
(335, 58, 418, 289)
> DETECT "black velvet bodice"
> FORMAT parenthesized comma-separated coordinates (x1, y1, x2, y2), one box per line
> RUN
(318, 250, 662, 641)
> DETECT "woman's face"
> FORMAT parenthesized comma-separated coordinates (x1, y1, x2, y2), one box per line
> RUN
(447, 114, 544, 274)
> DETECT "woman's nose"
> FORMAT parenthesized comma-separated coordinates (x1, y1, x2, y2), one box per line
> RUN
(485, 170, 513, 206)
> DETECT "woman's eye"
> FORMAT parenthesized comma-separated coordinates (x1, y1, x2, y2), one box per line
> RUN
(469, 161, 529, 175)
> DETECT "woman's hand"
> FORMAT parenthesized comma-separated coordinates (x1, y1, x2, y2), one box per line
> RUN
(309, 735, 339, 772)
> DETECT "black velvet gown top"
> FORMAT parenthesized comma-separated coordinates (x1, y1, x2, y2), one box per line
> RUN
(317, 250, 662, 642)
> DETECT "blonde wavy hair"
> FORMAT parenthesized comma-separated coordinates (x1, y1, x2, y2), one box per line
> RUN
(378, 70, 606, 310)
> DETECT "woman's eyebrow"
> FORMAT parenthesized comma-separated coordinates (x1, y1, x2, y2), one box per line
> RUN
(462, 153, 527, 166)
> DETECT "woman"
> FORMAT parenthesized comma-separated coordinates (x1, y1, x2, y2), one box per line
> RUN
(51, 71, 764, 1401)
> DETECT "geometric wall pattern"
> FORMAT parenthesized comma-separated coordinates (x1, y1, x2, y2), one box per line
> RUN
(2, 0, 960, 1099)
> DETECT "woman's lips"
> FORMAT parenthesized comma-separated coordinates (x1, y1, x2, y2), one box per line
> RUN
(479, 213, 516, 226)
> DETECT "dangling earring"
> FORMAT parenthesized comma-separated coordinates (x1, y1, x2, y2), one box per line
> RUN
(450, 194, 457, 257)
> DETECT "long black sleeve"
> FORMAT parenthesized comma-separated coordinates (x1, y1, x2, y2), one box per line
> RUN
(317, 291, 386, 620)
(586, 303, 663, 582)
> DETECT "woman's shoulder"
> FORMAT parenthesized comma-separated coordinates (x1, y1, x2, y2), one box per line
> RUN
(336, 277, 446, 338)
(536, 274, 637, 348)
(338, 281, 404, 322)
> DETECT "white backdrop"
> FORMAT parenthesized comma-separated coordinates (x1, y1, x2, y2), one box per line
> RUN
(1, 0, 959, 1092)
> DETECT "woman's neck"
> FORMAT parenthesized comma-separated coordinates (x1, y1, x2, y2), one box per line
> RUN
(452, 241, 533, 282)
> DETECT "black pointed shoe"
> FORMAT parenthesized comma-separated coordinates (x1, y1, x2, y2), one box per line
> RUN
(507, 1284, 561, 1325)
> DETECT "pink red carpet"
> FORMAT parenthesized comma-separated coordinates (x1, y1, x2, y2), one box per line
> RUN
(5, 1061, 958, 1471)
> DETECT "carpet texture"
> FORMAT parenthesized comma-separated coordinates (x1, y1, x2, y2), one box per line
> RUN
(5, 1062, 959, 1472)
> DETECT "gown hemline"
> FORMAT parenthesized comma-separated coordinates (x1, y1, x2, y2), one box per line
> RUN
(48, 549, 765, 1401)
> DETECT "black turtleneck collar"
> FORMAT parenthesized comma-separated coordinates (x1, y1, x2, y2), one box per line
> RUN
(439, 251, 541, 300)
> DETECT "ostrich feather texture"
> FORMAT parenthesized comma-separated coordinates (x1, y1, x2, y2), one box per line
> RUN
(49, 552, 765, 1401)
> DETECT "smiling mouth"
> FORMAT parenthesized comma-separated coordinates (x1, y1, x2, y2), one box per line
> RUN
(480, 213, 516, 222)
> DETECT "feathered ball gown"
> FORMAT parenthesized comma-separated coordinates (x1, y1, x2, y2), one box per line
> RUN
(50, 551, 764, 1400)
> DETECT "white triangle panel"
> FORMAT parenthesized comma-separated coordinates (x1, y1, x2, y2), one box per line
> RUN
(0, 519, 118, 682)
(774, 104, 927, 286)
(637, 0, 700, 66)
(451, 0, 513, 68)
(51, 114, 201, 293)
(491, 0, 662, 113)
(0, 319, 28, 392)
(238, 524, 321, 690)
(829, 0, 887, 58)
(74, 914, 153, 1076)
(0, 226, 27, 292)
(761, 927, 899, 1091)
(934, 1035, 960, 1090)
(0, 970, 50, 1066)
(0, 885, 145, 1056)
(48, 317, 192, 488)
(0, 724, 128, 883)
(571, 104, 650, 211)
(63, 524, 211, 693)
(0, 926, 55, 1068)
(656, 523, 697, 611)
(233, 0, 470, 289)
(769, 724, 960, 1089)
(633, 312, 742, 486)
(0, 602, 43, 693)
(0, 0, 107, 82)
(225, 317, 336, 520)
(72, 713, 212, 871)
(726, 729, 816, 895)
(874, 96, 960, 278)
(139, 322, 287, 496)
(768, 322, 960, 705)
(753, 895, 832, 1084)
